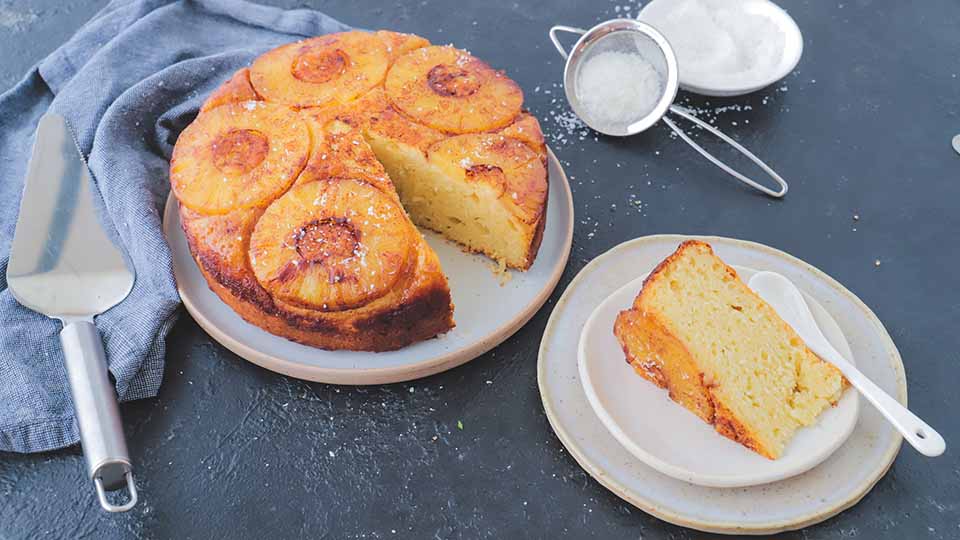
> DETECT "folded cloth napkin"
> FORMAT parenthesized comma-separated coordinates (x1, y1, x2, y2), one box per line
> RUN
(0, 0, 350, 453)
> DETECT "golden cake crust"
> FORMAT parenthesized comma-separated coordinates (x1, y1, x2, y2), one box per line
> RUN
(171, 30, 546, 350)
(181, 204, 454, 351)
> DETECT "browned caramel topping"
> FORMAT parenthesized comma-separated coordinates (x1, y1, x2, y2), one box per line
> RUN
(294, 218, 361, 264)
(211, 128, 269, 175)
(465, 163, 505, 185)
(292, 46, 348, 84)
(427, 64, 481, 97)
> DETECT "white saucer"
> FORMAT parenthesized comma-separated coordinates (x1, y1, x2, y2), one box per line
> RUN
(639, 0, 804, 97)
(539, 235, 905, 534)
(163, 148, 573, 385)
(578, 265, 859, 488)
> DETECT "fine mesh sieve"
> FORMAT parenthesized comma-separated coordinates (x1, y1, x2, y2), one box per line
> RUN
(549, 19, 789, 198)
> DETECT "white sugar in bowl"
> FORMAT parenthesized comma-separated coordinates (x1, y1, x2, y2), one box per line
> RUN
(638, 0, 804, 97)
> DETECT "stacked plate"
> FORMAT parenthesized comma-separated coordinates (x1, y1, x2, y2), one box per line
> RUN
(538, 235, 906, 534)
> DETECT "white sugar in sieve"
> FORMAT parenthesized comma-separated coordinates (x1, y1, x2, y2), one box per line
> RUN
(549, 19, 788, 198)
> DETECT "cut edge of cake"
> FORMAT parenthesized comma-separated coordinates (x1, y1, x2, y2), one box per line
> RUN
(613, 240, 847, 459)
(172, 30, 547, 351)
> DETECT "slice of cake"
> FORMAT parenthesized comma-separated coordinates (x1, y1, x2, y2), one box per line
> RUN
(613, 240, 846, 459)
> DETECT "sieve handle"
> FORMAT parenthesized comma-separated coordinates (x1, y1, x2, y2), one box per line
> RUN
(663, 105, 789, 198)
(549, 26, 586, 59)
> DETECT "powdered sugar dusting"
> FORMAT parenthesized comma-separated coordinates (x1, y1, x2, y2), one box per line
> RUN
(576, 50, 664, 130)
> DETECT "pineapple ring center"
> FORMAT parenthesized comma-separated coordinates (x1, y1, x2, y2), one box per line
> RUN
(465, 163, 506, 186)
(211, 129, 269, 175)
(294, 218, 361, 264)
(292, 47, 348, 84)
(427, 64, 481, 97)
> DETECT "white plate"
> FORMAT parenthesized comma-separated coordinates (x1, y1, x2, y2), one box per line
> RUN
(578, 265, 859, 488)
(539, 235, 905, 534)
(639, 0, 804, 97)
(163, 148, 573, 385)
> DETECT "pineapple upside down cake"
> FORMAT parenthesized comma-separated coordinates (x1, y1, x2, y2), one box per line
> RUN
(170, 31, 549, 351)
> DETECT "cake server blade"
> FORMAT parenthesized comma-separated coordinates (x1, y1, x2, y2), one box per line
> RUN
(6, 113, 138, 512)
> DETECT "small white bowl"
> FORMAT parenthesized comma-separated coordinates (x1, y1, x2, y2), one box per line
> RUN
(639, 0, 804, 97)
(577, 265, 859, 488)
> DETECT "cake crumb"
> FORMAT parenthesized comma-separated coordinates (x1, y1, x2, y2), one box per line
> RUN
(488, 258, 513, 285)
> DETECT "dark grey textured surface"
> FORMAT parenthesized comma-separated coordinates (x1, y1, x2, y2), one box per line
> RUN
(1, 0, 958, 538)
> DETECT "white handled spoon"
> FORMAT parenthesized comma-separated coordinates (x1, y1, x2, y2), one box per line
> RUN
(748, 271, 945, 457)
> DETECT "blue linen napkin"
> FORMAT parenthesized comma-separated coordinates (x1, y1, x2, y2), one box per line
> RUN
(0, 0, 350, 453)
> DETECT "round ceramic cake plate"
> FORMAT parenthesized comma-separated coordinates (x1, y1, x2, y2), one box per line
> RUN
(638, 0, 804, 97)
(578, 265, 859, 488)
(539, 235, 906, 535)
(163, 148, 573, 385)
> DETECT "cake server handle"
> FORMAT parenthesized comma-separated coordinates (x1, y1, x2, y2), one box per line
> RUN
(61, 319, 138, 512)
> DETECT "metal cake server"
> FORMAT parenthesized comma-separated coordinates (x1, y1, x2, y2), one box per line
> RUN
(7, 113, 138, 512)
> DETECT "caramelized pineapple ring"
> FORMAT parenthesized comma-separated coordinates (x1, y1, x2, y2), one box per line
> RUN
(296, 117, 396, 197)
(305, 86, 447, 154)
(385, 46, 523, 134)
(374, 30, 430, 62)
(170, 101, 309, 215)
(428, 134, 547, 223)
(200, 68, 259, 114)
(250, 32, 389, 108)
(249, 179, 415, 312)
(500, 113, 547, 155)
